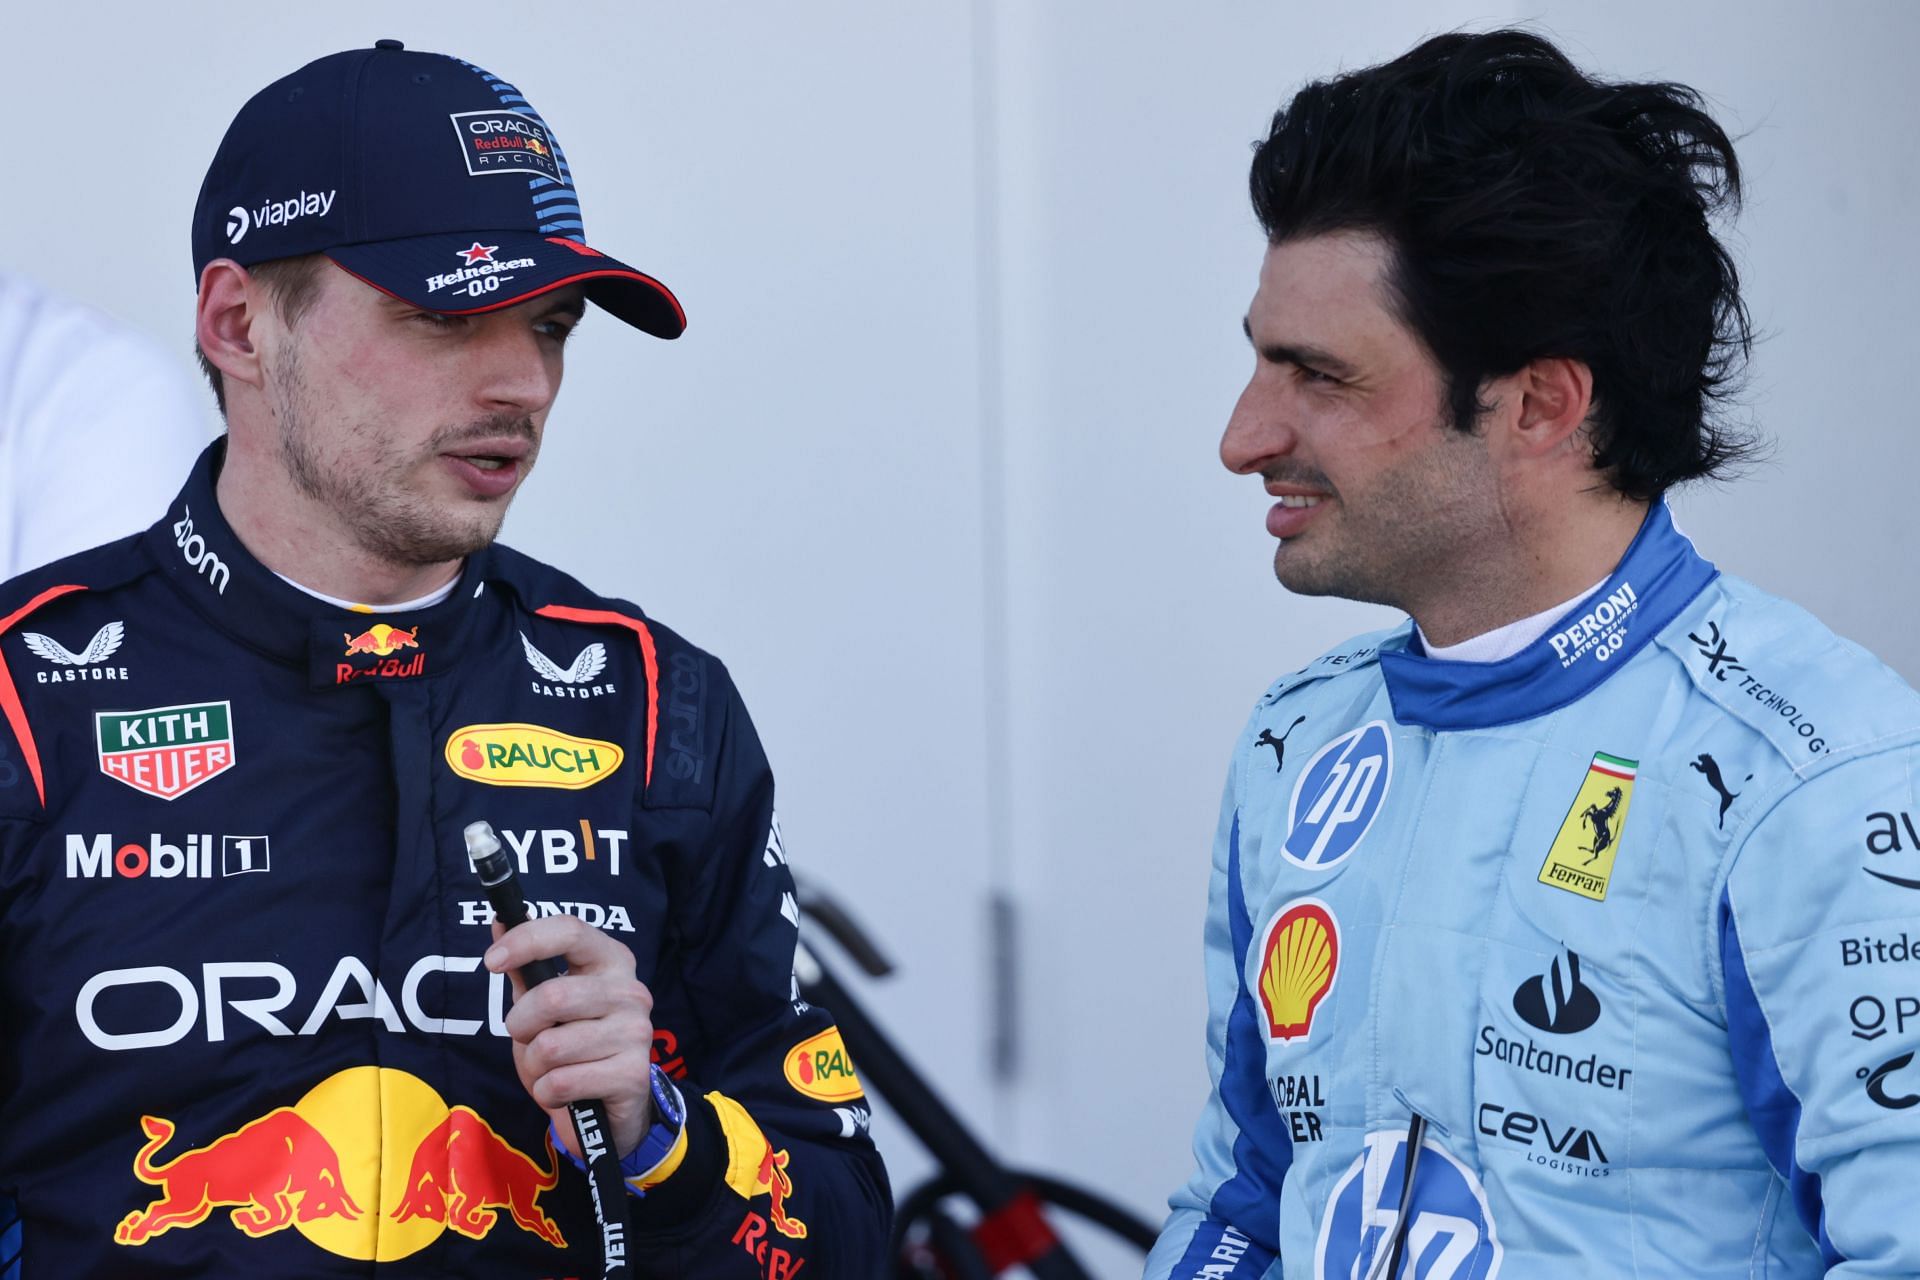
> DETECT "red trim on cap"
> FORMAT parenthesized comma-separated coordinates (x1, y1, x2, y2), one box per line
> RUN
(0, 584, 89, 807)
(327, 258, 686, 331)
(533, 605, 660, 787)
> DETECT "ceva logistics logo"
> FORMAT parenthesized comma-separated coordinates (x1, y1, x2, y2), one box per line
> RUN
(444, 723, 623, 790)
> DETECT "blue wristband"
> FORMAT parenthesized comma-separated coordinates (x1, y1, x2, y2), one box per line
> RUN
(552, 1064, 687, 1193)
(621, 1065, 687, 1182)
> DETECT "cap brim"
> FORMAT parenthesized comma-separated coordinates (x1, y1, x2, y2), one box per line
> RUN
(326, 231, 685, 338)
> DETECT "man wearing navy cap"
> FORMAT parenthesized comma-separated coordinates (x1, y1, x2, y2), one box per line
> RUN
(0, 42, 888, 1277)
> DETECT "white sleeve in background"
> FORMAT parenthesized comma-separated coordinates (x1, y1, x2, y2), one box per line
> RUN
(0, 272, 213, 579)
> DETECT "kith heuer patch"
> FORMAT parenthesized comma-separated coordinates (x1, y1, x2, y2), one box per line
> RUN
(96, 702, 236, 800)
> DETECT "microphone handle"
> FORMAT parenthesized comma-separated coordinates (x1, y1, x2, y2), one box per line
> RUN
(481, 868, 630, 1277)
(485, 881, 564, 986)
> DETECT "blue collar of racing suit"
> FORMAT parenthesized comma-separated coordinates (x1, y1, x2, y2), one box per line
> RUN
(1379, 500, 1719, 731)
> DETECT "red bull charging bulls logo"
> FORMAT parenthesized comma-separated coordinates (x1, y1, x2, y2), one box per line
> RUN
(114, 1109, 362, 1244)
(336, 623, 427, 684)
(390, 1105, 566, 1247)
(342, 624, 420, 657)
(114, 1066, 563, 1261)
(712, 1091, 809, 1242)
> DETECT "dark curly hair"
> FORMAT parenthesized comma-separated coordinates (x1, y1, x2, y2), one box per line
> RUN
(1251, 29, 1754, 498)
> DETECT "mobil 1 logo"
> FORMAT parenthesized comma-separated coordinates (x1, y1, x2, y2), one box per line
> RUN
(66, 833, 270, 880)
(1283, 720, 1393, 871)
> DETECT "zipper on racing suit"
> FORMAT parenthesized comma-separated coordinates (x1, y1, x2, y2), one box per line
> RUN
(1363, 1107, 1430, 1280)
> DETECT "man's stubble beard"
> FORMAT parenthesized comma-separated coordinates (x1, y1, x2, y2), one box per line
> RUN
(1272, 419, 1496, 613)
(270, 342, 538, 567)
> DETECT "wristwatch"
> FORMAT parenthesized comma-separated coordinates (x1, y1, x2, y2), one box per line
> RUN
(551, 1064, 688, 1195)
(620, 1063, 689, 1192)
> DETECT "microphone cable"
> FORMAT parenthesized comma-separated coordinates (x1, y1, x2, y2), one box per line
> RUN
(467, 820, 631, 1280)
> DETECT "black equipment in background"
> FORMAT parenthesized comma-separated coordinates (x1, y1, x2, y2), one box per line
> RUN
(794, 884, 1158, 1279)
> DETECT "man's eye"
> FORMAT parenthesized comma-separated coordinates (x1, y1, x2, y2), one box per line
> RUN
(411, 311, 459, 329)
(1297, 365, 1339, 386)
(536, 320, 577, 342)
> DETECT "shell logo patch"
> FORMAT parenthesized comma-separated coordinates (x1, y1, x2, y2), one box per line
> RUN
(1538, 752, 1637, 901)
(783, 1028, 865, 1103)
(444, 724, 622, 790)
(1256, 898, 1340, 1043)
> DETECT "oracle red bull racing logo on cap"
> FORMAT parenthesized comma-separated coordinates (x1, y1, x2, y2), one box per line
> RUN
(450, 109, 563, 180)
(95, 702, 235, 800)
(115, 1066, 564, 1260)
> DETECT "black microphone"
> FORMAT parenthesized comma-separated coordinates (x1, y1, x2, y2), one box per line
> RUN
(466, 820, 630, 1279)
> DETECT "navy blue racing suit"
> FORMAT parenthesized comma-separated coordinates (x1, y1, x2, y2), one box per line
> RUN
(0, 441, 888, 1277)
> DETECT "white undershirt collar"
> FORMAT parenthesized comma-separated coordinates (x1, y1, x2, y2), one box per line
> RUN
(273, 570, 459, 613)
(1416, 577, 1609, 664)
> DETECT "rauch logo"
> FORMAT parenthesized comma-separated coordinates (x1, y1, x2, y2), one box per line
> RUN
(443, 724, 622, 790)
(783, 1028, 865, 1103)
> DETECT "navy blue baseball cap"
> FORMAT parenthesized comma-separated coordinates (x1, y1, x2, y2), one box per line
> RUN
(192, 40, 684, 338)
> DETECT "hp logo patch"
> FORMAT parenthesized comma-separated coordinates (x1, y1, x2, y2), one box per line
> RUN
(1315, 1131, 1502, 1280)
(1284, 721, 1393, 870)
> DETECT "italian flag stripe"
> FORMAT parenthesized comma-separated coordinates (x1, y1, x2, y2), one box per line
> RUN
(1592, 751, 1638, 779)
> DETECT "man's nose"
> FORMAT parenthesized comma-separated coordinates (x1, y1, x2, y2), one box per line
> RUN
(1220, 378, 1295, 476)
(473, 326, 559, 416)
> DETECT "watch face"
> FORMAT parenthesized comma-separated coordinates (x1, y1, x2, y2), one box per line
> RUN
(650, 1063, 686, 1127)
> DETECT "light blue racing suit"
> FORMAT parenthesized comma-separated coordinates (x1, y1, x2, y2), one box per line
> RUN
(1147, 503, 1920, 1278)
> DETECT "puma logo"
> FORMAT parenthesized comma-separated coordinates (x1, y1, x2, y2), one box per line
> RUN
(1689, 753, 1750, 830)
(1256, 716, 1307, 772)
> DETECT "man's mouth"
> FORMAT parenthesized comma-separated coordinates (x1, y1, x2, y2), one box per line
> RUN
(441, 440, 531, 498)
(443, 437, 531, 469)
(1276, 495, 1322, 509)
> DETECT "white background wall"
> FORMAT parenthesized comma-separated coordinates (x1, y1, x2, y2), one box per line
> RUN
(7, 2, 1917, 1273)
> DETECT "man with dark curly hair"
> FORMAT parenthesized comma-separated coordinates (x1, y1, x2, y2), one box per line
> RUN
(1149, 29, 1920, 1278)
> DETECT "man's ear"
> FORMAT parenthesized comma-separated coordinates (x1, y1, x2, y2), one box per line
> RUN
(196, 260, 265, 393)
(1498, 355, 1595, 460)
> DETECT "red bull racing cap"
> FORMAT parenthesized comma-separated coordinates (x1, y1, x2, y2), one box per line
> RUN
(192, 39, 684, 337)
